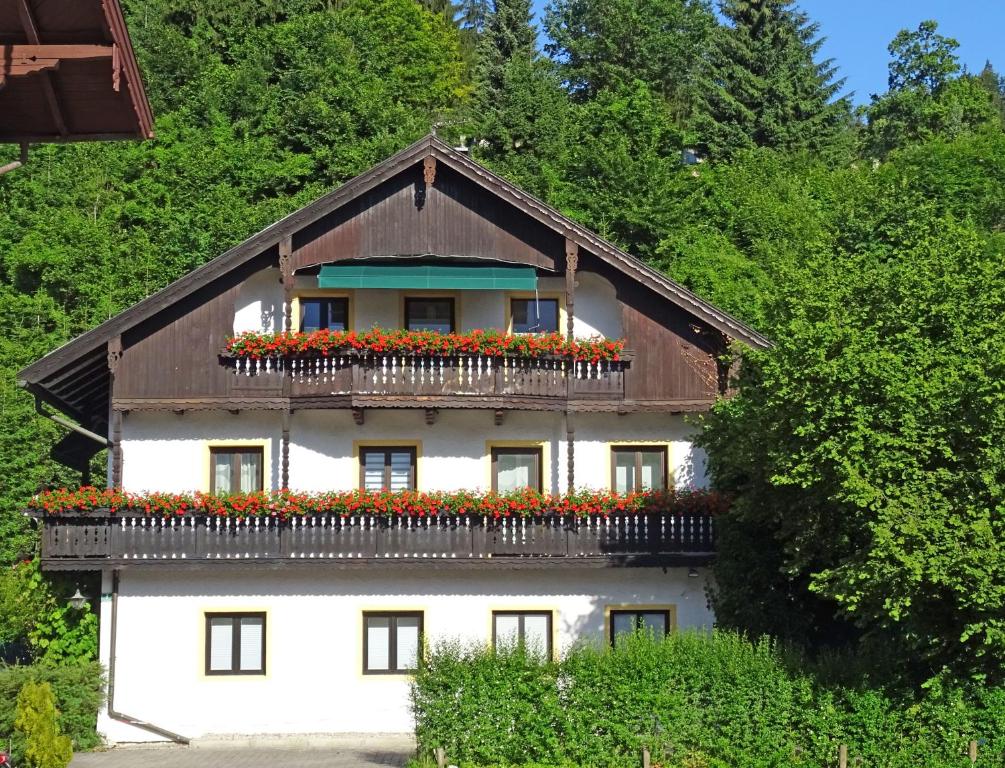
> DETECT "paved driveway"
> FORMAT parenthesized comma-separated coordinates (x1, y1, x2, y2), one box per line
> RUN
(70, 735, 416, 768)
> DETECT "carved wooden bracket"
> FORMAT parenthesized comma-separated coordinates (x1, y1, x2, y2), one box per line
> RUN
(107, 337, 123, 375)
(424, 408, 438, 425)
(565, 238, 579, 274)
(278, 235, 294, 282)
(494, 409, 505, 426)
(423, 156, 437, 186)
(352, 407, 365, 426)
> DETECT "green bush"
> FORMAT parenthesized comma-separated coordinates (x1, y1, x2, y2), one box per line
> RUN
(0, 662, 105, 758)
(411, 631, 1005, 767)
(14, 681, 72, 768)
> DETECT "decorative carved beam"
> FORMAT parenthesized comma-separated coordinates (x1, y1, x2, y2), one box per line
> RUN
(566, 412, 575, 492)
(565, 238, 578, 341)
(14, 1, 69, 135)
(279, 235, 294, 333)
(281, 410, 291, 489)
(107, 336, 123, 488)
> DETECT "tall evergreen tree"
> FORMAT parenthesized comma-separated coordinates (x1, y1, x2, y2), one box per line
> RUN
(698, 0, 852, 161)
(475, 0, 536, 108)
(977, 60, 1005, 126)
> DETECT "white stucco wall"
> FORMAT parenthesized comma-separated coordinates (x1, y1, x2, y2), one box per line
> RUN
(120, 410, 707, 494)
(98, 566, 713, 742)
(238, 270, 621, 338)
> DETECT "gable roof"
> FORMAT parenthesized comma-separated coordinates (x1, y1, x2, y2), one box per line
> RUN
(18, 134, 770, 423)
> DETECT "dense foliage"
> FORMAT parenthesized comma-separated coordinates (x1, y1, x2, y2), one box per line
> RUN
(14, 681, 73, 768)
(0, 0, 1002, 696)
(412, 632, 1005, 767)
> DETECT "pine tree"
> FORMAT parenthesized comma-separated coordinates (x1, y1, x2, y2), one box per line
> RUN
(977, 60, 1005, 126)
(699, 0, 852, 161)
(474, 0, 536, 109)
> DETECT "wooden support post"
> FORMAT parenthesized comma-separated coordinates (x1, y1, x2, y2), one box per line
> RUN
(107, 337, 123, 488)
(279, 235, 294, 333)
(564, 238, 578, 341)
(566, 411, 575, 492)
(565, 238, 578, 487)
(838, 744, 847, 768)
(281, 410, 290, 490)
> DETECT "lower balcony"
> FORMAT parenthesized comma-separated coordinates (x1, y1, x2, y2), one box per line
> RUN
(36, 510, 714, 569)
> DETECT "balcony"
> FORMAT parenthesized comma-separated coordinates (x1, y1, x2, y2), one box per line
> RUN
(36, 510, 714, 570)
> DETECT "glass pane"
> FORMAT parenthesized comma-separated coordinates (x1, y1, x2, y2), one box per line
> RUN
(326, 299, 348, 331)
(640, 612, 668, 636)
(239, 616, 264, 672)
(363, 452, 385, 491)
(406, 299, 453, 333)
(301, 300, 322, 332)
(512, 299, 559, 334)
(494, 614, 520, 647)
(496, 451, 538, 492)
(366, 617, 390, 671)
(239, 451, 262, 493)
(639, 451, 664, 490)
(389, 451, 413, 491)
(212, 453, 234, 494)
(613, 451, 635, 494)
(612, 612, 636, 643)
(395, 616, 420, 671)
(209, 618, 233, 671)
(523, 614, 550, 657)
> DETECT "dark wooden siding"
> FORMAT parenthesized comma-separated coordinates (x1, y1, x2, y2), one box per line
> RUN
(292, 166, 562, 271)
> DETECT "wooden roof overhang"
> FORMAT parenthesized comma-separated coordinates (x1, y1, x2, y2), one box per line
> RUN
(0, 0, 154, 144)
(18, 134, 771, 429)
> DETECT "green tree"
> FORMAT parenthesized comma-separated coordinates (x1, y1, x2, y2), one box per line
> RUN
(15, 681, 73, 768)
(886, 19, 960, 92)
(544, 0, 716, 125)
(698, 0, 853, 161)
(976, 60, 1005, 125)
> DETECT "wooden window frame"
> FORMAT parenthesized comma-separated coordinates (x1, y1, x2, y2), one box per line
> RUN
(509, 297, 560, 334)
(204, 612, 267, 676)
(404, 296, 456, 333)
(359, 446, 417, 491)
(608, 609, 671, 648)
(490, 446, 543, 492)
(491, 610, 554, 660)
(299, 296, 349, 332)
(610, 445, 668, 493)
(209, 446, 265, 494)
(362, 611, 424, 675)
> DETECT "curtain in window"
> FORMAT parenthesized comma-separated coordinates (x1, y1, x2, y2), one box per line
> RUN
(213, 454, 234, 494)
(239, 451, 261, 493)
(496, 452, 536, 492)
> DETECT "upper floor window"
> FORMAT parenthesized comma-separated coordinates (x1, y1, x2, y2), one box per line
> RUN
(360, 447, 416, 491)
(611, 446, 667, 494)
(205, 612, 266, 675)
(300, 297, 348, 332)
(511, 298, 559, 334)
(491, 446, 542, 492)
(210, 447, 264, 494)
(405, 297, 454, 333)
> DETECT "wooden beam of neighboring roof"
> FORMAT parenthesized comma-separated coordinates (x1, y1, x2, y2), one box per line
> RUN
(15, 0, 68, 136)
(0, 45, 114, 86)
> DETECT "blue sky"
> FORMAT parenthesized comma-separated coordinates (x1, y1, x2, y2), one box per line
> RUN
(529, 0, 1004, 105)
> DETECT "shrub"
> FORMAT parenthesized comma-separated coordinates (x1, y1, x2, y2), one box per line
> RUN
(0, 662, 105, 758)
(14, 681, 72, 768)
(411, 631, 1005, 767)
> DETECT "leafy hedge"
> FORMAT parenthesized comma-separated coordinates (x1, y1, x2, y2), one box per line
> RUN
(411, 632, 1005, 767)
(0, 663, 105, 758)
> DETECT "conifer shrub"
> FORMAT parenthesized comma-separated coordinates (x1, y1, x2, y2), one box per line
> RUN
(14, 681, 73, 768)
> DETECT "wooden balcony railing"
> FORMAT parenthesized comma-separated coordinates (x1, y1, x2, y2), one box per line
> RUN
(38, 511, 714, 567)
(225, 353, 631, 401)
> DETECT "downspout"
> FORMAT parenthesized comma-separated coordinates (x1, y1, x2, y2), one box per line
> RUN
(33, 395, 109, 447)
(108, 571, 190, 744)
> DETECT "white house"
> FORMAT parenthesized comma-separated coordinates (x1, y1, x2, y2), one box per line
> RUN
(20, 136, 769, 743)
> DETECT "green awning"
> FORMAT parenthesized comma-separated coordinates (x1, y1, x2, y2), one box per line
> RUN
(318, 264, 538, 290)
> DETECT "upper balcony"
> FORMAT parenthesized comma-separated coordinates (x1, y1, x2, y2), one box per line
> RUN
(221, 329, 633, 411)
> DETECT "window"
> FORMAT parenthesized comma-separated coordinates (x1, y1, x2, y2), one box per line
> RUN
(205, 613, 266, 675)
(611, 446, 667, 494)
(405, 297, 455, 333)
(300, 297, 348, 332)
(609, 609, 671, 648)
(360, 447, 416, 491)
(511, 298, 559, 334)
(492, 611, 553, 659)
(363, 612, 423, 674)
(491, 447, 542, 493)
(210, 447, 264, 494)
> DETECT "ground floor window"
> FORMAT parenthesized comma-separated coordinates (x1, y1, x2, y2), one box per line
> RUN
(205, 612, 266, 675)
(609, 608, 671, 647)
(363, 612, 423, 674)
(611, 446, 667, 493)
(492, 610, 553, 659)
